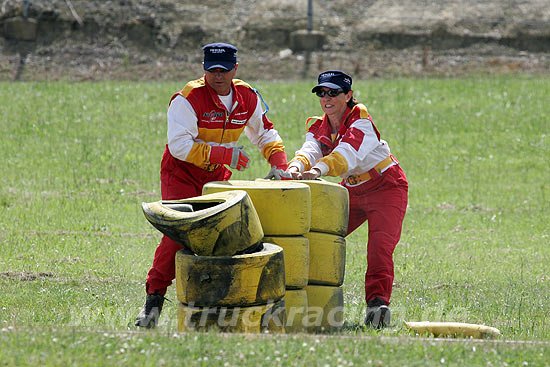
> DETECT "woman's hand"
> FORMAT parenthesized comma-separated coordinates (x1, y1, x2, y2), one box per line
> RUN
(287, 166, 302, 180)
(301, 168, 321, 180)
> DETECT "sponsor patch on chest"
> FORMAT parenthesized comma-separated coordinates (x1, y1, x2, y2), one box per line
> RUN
(202, 110, 226, 123)
(230, 119, 247, 125)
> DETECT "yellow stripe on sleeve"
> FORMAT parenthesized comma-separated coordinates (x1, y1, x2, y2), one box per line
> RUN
(318, 151, 348, 177)
(289, 155, 312, 172)
(261, 140, 286, 160)
(186, 142, 212, 167)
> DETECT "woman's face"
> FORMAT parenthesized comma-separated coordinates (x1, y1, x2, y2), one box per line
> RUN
(317, 87, 352, 118)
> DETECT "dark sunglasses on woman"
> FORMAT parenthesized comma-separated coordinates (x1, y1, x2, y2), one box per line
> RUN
(315, 89, 344, 98)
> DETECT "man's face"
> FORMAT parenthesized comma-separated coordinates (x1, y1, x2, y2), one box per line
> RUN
(204, 64, 238, 96)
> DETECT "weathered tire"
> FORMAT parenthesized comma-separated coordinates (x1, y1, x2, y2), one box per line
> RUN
(177, 300, 286, 333)
(142, 190, 264, 256)
(284, 289, 308, 333)
(305, 284, 344, 332)
(203, 180, 311, 236)
(298, 179, 349, 236)
(405, 321, 501, 339)
(306, 231, 346, 286)
(263, 236, 309, 289)
(175, 243, 285, 307)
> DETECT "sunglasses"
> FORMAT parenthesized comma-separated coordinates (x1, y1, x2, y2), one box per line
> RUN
(316, 89, 344, 98)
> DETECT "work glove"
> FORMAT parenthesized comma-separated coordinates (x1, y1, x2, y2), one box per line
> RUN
(210, 145, 250, 171)
(265, 150, 291, 180)
(264, 166, 293, 180)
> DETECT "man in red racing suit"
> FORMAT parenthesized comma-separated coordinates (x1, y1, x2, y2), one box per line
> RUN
(135, 43, 288, 328)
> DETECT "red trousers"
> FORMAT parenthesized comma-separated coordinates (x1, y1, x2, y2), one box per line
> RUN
(145, 147, 232, 295)
(344, 164, 408, 305)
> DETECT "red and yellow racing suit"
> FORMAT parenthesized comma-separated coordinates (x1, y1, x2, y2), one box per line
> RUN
(289, 103, 408, 305)
(146, 77, 286, 295)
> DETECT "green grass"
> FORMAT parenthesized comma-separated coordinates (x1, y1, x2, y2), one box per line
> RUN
(1, 76, 549, 366)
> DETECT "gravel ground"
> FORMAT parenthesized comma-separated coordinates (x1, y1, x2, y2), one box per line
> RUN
(1, 0, 549, 81)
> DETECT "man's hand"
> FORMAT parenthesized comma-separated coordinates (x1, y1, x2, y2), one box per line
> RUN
(229, 146, 250, 171)
(210, 145, 250, 171)
(264, 166, 292, 180)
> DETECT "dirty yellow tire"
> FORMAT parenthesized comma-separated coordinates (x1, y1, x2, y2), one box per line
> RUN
(305, 284, 344, 332)
(203, 180, 311, 236)
(306, 231, 346, 286)
(284, 289, 308, 333)
(405, 321, 501, 339)
(177, 300, 286, 333)
(298, 179, 349, 236)
(263, 236, 309, 289)
(142, 190, 264, 256)
(175, 243, 285, 307)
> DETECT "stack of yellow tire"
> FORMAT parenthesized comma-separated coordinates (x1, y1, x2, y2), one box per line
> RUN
(142, 190, 287, 333)
(203, 180, 312, 332)
(299, 179, 349, 332)
(175, 243, 287, 333)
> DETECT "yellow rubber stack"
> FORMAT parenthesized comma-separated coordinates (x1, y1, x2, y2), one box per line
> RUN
(300, 179, 349, 237)
(143, 190, 287, 333)
(202, 180, 311, 236)
(204, 180, 313, 333)
(264, 235, 310, 332)
(142, 190, 264, 256)
(304, 284, 344, 331)
(283, 288, 308, 332)
(175, 243, 286, 333)
(177, 300, 286, 333)
(299, 179, 349, 332)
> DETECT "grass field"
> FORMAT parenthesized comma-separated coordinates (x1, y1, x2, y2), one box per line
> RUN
(1, 76, 549, 366)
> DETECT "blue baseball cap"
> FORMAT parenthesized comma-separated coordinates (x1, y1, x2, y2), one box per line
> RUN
(312, 70, 353, 93)
(203, 43, 238, 71)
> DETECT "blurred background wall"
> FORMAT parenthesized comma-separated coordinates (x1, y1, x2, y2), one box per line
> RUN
(1, 0, 549, 80)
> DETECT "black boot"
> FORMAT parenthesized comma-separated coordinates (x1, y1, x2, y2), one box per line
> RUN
(135, 293, 166, 328)
(364, 297, 391, 329)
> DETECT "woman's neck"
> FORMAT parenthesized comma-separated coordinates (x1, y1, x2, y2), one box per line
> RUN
(327, 110, 346, 132)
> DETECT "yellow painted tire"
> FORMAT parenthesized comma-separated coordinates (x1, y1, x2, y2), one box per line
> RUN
(202, 180, 311, 236)
(175, 243, 285, 307)
(142, 190, 264, 256)
(305, 284, 344, 332)
(284, 289, 308, 333)
(177, 300, 286, 333)
(263, 236, 309, 289)
(405, 321, 501, 339)
(298, 179, 349, 236)
(306, 231, 346, 286)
